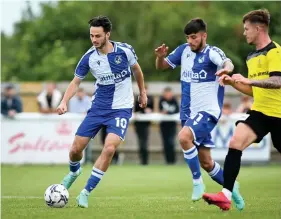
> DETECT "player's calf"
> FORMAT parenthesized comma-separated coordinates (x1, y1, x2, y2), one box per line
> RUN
(205, 161, 224, 185)
(61, 136, 89, 189)
(76, 134, 121, 208)
(186, 147, 205, 201)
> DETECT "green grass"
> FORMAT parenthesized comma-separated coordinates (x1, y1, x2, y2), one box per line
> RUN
(1, 165, 281, 219)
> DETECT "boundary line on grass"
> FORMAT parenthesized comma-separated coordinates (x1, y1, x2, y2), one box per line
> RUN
(1, 196, 186, 200)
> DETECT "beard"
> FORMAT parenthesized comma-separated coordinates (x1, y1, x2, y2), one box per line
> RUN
(95, 36, 107, 49)
(191, 38, 204, 52)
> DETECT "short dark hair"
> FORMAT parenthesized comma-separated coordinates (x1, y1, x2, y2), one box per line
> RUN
(88, 16, 112, 32)
(223, 102, 232, 109)
(164, 87, 172, 92)
(5, 84, 15, 91)
(184, 18, 207, 35)
(243, 9, 270, 26)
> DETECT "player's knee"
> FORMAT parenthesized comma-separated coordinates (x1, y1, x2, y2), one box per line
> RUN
(229, 135, 243, 150)
(178, 131, 192, 146)
(69, 150, 82, 161)
(103, 144, 116, 157)
(69, 144, 83, 159)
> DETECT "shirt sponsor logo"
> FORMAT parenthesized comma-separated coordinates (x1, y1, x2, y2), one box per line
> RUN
(99, 70, 129, 83)
(182, 69, 207, 82)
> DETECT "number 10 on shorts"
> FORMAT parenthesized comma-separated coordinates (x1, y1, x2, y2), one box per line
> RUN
(115, 117, 127, 129)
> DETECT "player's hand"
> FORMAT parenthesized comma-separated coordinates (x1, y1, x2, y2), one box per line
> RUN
(215, 68, 232, 76)
(232, 74, 251, 85)
(218, 74, 234, 86)
(57, 101, 68, 115)
(155, 44, 169, 58)
(138, 93, 148, 108)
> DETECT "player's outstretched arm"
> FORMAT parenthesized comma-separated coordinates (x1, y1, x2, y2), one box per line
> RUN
(219, 74, 253, 96)
(131, 63, 148, 108)
(232, 74, 281, 89)
(155, 44, 170, 70)
(57, 76, 82, 115)
(249, 76, 281, 89)
(232, 82, 253, 96)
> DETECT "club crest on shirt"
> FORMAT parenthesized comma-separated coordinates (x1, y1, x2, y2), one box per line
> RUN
(114, 55, 122, 64)
(198, 55, 205, 63)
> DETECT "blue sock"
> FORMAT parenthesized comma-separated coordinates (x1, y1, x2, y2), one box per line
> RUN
(84, 167, 104, 193)
(183, 146, 202, 184)
(69, 160, 80, 174)
(208, 161, 224, 185)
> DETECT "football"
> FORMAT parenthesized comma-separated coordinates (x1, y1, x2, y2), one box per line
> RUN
(44, 184, 69, 208)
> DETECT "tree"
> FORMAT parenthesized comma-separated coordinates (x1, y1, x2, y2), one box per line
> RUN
(2, 1, 281, 81)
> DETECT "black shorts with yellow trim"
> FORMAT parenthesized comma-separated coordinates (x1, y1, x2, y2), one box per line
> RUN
(236, 110, 281, 153)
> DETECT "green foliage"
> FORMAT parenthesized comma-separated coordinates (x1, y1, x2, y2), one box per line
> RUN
(1, 1, 281, 81)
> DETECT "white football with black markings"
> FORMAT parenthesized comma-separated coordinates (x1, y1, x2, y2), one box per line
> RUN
(44, 184, 69, 208)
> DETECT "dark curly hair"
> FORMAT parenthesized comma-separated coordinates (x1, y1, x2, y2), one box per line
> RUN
(88, 16, 112, 32)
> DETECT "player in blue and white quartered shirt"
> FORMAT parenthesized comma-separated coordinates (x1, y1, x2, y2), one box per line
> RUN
(56, 16, 147, 208)
(155, 18, 244, 210)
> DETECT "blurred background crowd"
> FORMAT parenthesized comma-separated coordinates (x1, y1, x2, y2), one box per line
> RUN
(1, 81, 253, 165)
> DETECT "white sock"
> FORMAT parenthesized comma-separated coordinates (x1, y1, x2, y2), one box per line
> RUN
(193, 176, 203, 185)
(222, 188, 232, 201)
(82, 189, 90, 196)
(70, 168, 81, 176)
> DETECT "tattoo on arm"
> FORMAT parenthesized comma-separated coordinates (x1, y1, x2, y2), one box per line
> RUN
(250, 76, 281, 89)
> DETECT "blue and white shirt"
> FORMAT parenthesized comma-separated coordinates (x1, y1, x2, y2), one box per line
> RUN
(165, 44, 230, 120)
(75, 41, 137, 110)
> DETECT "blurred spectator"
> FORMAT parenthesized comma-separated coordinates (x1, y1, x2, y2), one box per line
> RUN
(37, 83, 62, 113)
(236, 95, 253, 113)
(159, 87, 179, 164)
(220, 101, 233, 124)
(134, 86, 154, 165)
(222, 101, 233, 116)
(1, 84, 22, 118)
(68, 88, 92, 113)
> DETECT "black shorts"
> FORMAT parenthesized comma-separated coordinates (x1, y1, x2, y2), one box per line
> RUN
(236, 110, 281, 153)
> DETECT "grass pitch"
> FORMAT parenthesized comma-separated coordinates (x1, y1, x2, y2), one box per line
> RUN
(1, 164, 281, 219)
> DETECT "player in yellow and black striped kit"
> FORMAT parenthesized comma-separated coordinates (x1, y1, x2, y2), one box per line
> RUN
(203, 9, 281, 211)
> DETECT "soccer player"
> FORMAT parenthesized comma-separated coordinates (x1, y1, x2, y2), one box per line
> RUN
(203, 9, 281, 211)
(56, 16, 147, 208)
(155, 18, 244, 210)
